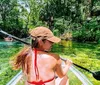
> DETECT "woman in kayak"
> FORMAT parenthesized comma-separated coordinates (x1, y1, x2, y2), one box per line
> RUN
(12, 26, 72, 85)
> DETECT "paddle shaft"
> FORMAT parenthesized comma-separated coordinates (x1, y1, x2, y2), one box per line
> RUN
(0, 29, 31, 46)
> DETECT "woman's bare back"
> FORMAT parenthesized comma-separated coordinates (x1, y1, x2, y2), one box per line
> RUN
(24, 50, 60, 85)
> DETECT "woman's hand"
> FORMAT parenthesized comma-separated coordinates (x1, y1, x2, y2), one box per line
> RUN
(65, 59, 72, 66)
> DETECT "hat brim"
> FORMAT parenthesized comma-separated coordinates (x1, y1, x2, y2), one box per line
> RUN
(47, 36, 61, 43)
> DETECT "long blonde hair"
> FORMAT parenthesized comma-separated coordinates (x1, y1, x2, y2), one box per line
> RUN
(11, 46, 30, 70)
(11, 38, 38, 70)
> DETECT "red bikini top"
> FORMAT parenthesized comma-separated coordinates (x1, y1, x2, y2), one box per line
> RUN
(28, 48, 54, 85)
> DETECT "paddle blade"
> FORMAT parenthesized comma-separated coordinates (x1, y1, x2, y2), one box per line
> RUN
(93, 71, 100, 80)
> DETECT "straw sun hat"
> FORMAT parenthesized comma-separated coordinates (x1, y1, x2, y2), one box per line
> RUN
(29, 27, 61, 43)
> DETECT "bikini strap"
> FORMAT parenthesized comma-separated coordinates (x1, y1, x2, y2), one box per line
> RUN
(34, 48, 39, 80)
(43, 77, 54, 83)
(28, 77, 54, 85)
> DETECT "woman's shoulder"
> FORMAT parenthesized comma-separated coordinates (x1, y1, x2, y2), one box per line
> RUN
(48, 52, 60, 60)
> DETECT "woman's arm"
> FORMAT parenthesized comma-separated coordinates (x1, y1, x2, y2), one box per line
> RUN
(55, 57, 72, 78)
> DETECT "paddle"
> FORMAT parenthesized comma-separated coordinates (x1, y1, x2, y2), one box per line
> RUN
(0, 29, 100, 81)
(0, 29, 30, 46)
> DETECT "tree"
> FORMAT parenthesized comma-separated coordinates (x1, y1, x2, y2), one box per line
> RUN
(0, 0, 17, 29)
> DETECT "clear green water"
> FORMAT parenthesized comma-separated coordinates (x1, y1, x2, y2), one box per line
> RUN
(0, 41, 23, 85)
(0, 40, 100, 85)
(52, 40, 100, 85)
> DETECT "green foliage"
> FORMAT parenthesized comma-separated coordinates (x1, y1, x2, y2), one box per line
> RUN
(0, 0, 28, 38)
(54, 18, 65, 34)
(73, 17, 100, 43)
(0, 0, 99, 42)
(39, 0, 100, 43)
